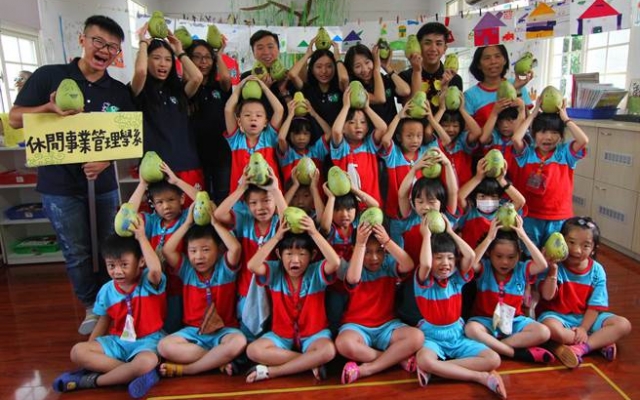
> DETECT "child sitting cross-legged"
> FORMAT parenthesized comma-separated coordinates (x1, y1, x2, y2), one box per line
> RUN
(337, 222, 424, 384)
(157, 202, 247, 378)
(53, 224, 166, 399)
(245, 216, 341, 383)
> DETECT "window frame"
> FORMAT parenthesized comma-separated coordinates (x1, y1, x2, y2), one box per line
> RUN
(0, 29, 41, 112)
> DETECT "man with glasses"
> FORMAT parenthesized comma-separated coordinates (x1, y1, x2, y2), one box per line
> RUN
(9, 15, 134, 335)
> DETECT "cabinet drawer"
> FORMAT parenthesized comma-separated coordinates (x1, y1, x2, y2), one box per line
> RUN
(572, 176, 593, 218)
(594, 128, 640, 191)
(574, 124, 598, 179)
(591, 182, 637, 249)
(633, 193, 640, 254)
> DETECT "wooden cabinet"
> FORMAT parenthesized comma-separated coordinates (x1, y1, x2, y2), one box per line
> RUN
(575, 125, 598, 179)
(591, 182, 637, 249)
(633, 193, 640, 254)
(573, 175, 593, 218)
(594, 127, 640, 192)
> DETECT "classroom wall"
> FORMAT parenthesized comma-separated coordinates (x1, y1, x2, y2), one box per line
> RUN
(0, 0, 40, 31)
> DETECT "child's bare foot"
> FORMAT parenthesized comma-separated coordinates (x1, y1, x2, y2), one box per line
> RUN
(158, 362, 184, 378)
(246, 365, 270, 383)
(485, 371, 507, 399)
(399, 355, 417, 373)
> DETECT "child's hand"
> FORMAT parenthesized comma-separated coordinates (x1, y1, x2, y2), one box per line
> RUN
(429, 147, 451, 167)
(458, 90, 466, 109)
(129, 216, 147, 241)
(305, 99, 318, 118)
(356, 223, 373, 245)
(160, 162, 178, 184)
(438, 88, 447, 107)
(372, 224, 390, 246)
(420, 213, 432, 236)
(186, 202, 195, 225)
(310, 168, 320, 188)
(399, 102, 412, 119)
(491, 98, 512, 116)
(322, 182, 334, 198)
(262, 166, 279, 192)
(487, 217, 501, 241)
(239, 165, 251, 190)
(559, 98, 569, 121)
(572, 327, 588, 344)
(512, 214, 526, 237)
(497, 161, 508, 183)
(342, 86, 352, 108)
(276, 219, 291, 240)
(209, 201, 218, 227)
(475, 158, 488, 178)
(290, 165, 301, 186)
(409, 53, 422, 71)
(443, 214, 453, 234)
(299, 215, 317, 234)
(287, 99, 298, 116)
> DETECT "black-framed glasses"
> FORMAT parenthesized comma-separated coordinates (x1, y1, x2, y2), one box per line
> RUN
(84, 35, 121, 55)
(191, 54, 213, 63)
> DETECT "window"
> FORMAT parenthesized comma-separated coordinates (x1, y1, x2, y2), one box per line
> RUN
(548, 35, 583, 98)
(128, 0, 148, 49)
(0, 31, 40, 112)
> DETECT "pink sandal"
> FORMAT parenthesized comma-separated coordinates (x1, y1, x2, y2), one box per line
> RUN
(601, 343, 617, 361)
(399, 355, 417, 373)
(416, 366, 431, 388)
(527, 346, 556, 363)
(486, 371, 507, 399)
(341, 361, 360, 385)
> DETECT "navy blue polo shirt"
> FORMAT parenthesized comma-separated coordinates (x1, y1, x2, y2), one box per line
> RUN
(134, 81, 200, 172)
(302, 81, 343, 126)
(363, 73, 398, 125)
(399, 62, 463, 112)
(189, 80, 232, 168)
(14, 58, 134, 196)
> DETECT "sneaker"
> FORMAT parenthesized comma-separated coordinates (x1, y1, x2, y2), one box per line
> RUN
(128, 369, 160, 399)
(52, 370, 88, 392)
(548, 343, 581, 368)
(600, 343, 617, 361)
(78, 307, 99, 335)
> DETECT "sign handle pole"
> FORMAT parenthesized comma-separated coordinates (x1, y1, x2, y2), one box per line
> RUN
(88, 179, 99, 273)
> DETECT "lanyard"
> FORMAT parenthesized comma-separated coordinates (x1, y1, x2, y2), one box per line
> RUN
(125, 292, 134, 316)
(498, 281, 506, 305)
(204, 274, 215, 306)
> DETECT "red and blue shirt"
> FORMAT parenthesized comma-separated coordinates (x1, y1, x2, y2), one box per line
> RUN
(414, 268, 474, 326)
(472, 259, 534, 317)
(464, 81, 532, 129)
(331, 134, 382, 205)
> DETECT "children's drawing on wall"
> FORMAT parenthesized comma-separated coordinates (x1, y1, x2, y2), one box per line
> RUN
(570, 0, 628, 35)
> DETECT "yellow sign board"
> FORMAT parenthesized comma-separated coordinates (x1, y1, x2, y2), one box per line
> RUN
(0, 113, 25, 147)
(23, 112, 143, 167)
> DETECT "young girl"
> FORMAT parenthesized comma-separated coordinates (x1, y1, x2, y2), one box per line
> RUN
(337, 222, 423, 384)
(465, 217, 555, 364)
(433, 90, 482, 187)
(132, 25, 204, 192)
(414, 217, 506, 398)
(512, 97, 589, 248)
(537, 217, 632, 368)
(331, 87, 388, 205)
(284, 168, 324, 222)
(344, 43, 410, 124)
(457, 157, 526, 248)
(277, 99, 332, 186)
(289, 36, 348, 130)
(187, 39, 232, 203)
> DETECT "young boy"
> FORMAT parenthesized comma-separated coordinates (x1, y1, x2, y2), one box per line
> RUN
(284, 167, 324, 222)
(337, 223, 424, 384)
(52, 224, 166, 399)
(224, 75, 285, 192)
(157, 204, 247, 377)
(245, 215, 341, 383)
(214, 168, 287, 339)
(414, 216, 506, 398)
(128, 162, 199, 333)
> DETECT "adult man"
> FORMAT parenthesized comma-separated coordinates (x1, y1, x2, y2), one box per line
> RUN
(9, 15, 134, 335)
(399, 22, 463, 109)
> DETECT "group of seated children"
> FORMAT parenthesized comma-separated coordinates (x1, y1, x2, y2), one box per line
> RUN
(52, 77, 631, 399)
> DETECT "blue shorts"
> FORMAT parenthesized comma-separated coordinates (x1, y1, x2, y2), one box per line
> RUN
(262, 329, 332, 353)
(468, 315, 536, 338)
(538, 311, 615, 334)
(97, 331, 165, 362)
(339, 319, 407, 351)
(418, 318, 488, 360)
(523, 217, 566, 249)
(171, 326, 243, 350)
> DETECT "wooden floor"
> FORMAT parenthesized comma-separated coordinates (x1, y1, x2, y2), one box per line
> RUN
(1, 245, 638, 400)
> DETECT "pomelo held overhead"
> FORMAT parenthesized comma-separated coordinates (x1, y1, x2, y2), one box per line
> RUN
(422, 149, 442, 179)
(327, 166, 351, 196)
(483, 149, 505, 178)
(495, 203, 517, 231)
(540, 86, 563, 113)
(246, 153, 270, 186)
(497, 80, 517, 101)
(349, 81, 368, 109)
(174, 26, 192, 49)
(315, 27, 332, 50)
(408, 92, 427, 119)
(114, 203, 140, 237)
(359, 207, 384, 226)
(242, 81, 262, 100)
(293, 92, 309, 116)
(405, 35, 420, 59)
(283, 206, 307, 234)
(514, 52, 536, 75)
(193, 191, 212, 226)
(296, 157, 316, 185)
(445, 86, 461, 111)
(425, 209, 446, 233)
(206, 24, 223, 50)
(148, 11, 168, 39)
(139, 151, 164, 183)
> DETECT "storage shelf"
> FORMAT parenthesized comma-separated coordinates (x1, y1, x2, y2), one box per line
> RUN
(0, 217, 49, 226)
(0, 183, 36, 189)
(119, 177, 138, 184)
(0, 147, 25, 152)
(6, 250, 64, 265)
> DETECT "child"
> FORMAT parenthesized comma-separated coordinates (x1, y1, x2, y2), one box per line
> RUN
(337, 222, 424, 384)
(465, 217, 554, 363)
(245, 216, 341, 383)
(284, 168, 324, 221)
(414, 217, 506, 398)
(277, 99, 332, 186)
(433, 90, 482, 187)
(457, 157, 526, 248)
(478, 98, 526, 181)
(512, 98, 588, 248)
(331, 86, 388, 206)
(128, 163, 199, 333)
(214, 168, 286, 339)
(395, 150, 459, 326)
(224, 75, 285, 192)
(132, 26, 204, 191)
(537, 217, 632, 368)
(157, 204, 246, 377)
(52, 226, 166, 399)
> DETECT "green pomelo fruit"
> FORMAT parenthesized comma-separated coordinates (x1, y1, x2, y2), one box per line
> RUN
(247, 152, 270, 186)
(349, 81, 367, 109)
(359, 207, 384, 226)
(445, 86, 461, 111)
(284, 206, 307, 234)
(422, 149, 442, 179)
(148, 11, 168, 39)
(114, 203, 139, 237)
(316, 27, 332, 50)
(496, 203, 517, 231)
(540, 85, 563, 113)
(377, 38, 391, 60)
(544, 232, 569, 263)
(175, 27, 193, 49)
(269, 59, 287, 81)
(252, 61, 268, 79)
(139, 151, 164, 183)
(55, 79, 84, 111)
(241, 81, 262, 100)
(193, 191, 212, 226)
(444, 53, 459, 73)
(425, 209, 446, 233)
(296, 157, 316, 185)
(484, 149, 505, 178)
(514, 52, 536, 75)
(206, 25, 223, 50)
(327, 166, 351, 196)
(293, 92, 308, 116)
(405, 35, 420, 59)
(408, 92, 427, 119)
(497, 80, 517, 101)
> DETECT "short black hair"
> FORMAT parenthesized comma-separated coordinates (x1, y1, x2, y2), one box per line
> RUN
(102, 234, 142, 260)
(395, 118, 427, 145)
(307, 49, 339, 88)
(148, 180, 182, 202)
(497, 106, 519, 122)
(417, 22, 449, 42)
(236, 99, 267, 117)
(440, 110, 466, 132)
(334, 193, 358, 211)
(485, 229, 521, 257)
(277, 231, 316, 253)
(84, 15, 125, 42)
(346, 108, 371, 129)
(531, 112, 565, 139)
(468, 178, 503, 207)
(411, 177, 447, 212)
(561, 216, 601, 259)
(290, 117, 313, 135)
(250, 30, 280, 50)
(344, 44, 373, 81)
(431, 232, 457, 254)
(184, 224, 220, 246)
(243, 184, 268, 201)
(469, 45, 509, 82)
